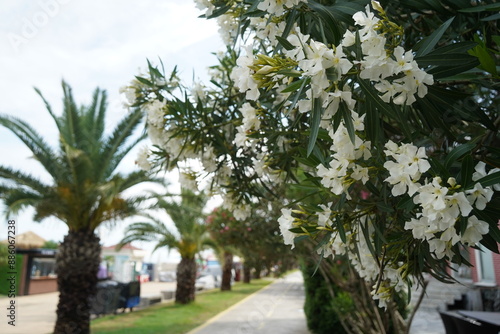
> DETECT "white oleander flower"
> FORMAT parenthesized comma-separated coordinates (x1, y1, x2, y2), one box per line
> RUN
(240, 102, 260, 131)
(462, 215, 489, 245)
(145, 100, 166, 128)
(233, 203, 251, 221)
(278, 208, 296, 249)
(284, 29, 309, 61)
(466, 182, 494, 210)
(414, 177, 449, 219)
(443, 192, 473, 221)
(179, 170, 199, 192)
(231, 46, 260, 100)
(193, 0, 215, 16)
(119, 86, 137, 106)
(201, 145, 218, 173)
(191, 81, 207, 102)
(404, 215, 433, 240)
(218, 14, 239, 45)
(317, 203, 333, 227)
(384, 141, 430, 196)
(427, 238, 450, 259)
(135, 145, 151, 171)
(351, 165, 370, 184)
(472, 161, 500, 191)
(257, 0, 307, 16)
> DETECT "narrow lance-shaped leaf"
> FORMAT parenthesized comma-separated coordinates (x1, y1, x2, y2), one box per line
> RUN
(444, 142, 476, 170)
(307, 97, 322, 157)
(414, 17, 454, 57)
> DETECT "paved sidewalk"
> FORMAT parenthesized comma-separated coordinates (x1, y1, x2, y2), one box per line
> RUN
(188, 271, 310, 334)
(0, 281, 176, 334)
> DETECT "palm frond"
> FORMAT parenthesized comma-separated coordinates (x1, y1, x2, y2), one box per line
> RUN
(0, 114, 62, 179)
(1, 188, 43, 217)
(0, 166, 49, 193)
(98, 108, 144, 180)
(34, 87, 63, 134)
(107, 133, 148, 174)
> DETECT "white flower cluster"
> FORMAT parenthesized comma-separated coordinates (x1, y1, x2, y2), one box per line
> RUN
(250, 15, 287, 47)
(231, 45, 260, 101)
(302, 209, 407, 308)
(135, 145, 152, 171)
(235, 102, 261, 148)
(317, 112, 371, 199)
(384, 141, 494, 259)
(384, 140, 431, 196)
(257, 0, 308, 17)
(348, 6, 434, 105)
(233, 4, 434, 112)
(278, 208, 297, 249)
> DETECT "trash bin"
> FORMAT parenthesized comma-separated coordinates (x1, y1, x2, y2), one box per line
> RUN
(90, 280, 121, 316)
(117, 281, 141, 312)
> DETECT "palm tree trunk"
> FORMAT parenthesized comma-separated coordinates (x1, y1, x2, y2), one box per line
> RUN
(175, 257, 196, 304)
(54, 230, 100, 334)
(221, 251, 233, 291)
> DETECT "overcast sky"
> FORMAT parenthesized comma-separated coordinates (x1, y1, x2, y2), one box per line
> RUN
(0, 0, 224, 261)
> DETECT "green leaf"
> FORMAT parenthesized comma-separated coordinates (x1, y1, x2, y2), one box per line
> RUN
(458, 3, 500, 12)
(277, 69, 302, 77)
(276, 36, 296, 51)
(359, 220, 377, 258)
(444, 143, 476, 170)
(427, 60, 480, 79)
(492, 35, 500, 47)
(424, 42, 477, 55)
(377, 202, 394, 213)
(358, 78, 397, 119)
(480, 234, 499, 254)
(206, 4, 232, 18)
(335, 215, 347, 243)
(365, 99, 381, 144)
(460, 155, 473, 188)
(397, 195, 416, 211)
(481, 13, 500, 21)
(416, 96, 455, 139)
(429, 157, 450, 178)
(365, 181, 380, 197)
(307, 97, 322, 157)
(294, 235, 310, 243)
(285, 78, 309, 112)
(282, 78, 307, 93)
(475, 171, 500, 188)
(306, 1, 345, 43)
(135, 76, 154, 87)
(415, 53, 478, 67)
(469, 44, 498, 76)
(340, 102, 355, 144)
(414, 17, 455, 57)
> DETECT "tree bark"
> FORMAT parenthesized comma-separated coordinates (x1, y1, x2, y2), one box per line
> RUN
(243, 264, 251, 284)
(221, 251, 233, 291)
(175, 257, 197, 304)
(54, 230, 100, 334)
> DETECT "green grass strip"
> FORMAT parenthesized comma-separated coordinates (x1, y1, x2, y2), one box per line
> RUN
(91, 279, 273, 334)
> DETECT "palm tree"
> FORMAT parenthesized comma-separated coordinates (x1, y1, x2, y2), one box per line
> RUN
(118, 189, 210, 304)
(0, 82, 159, 334)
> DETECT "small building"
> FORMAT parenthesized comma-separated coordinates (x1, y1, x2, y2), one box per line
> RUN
(451, 242, 500, 311)
(1, 231, 58, 296)
(101, 243, 147, 283)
